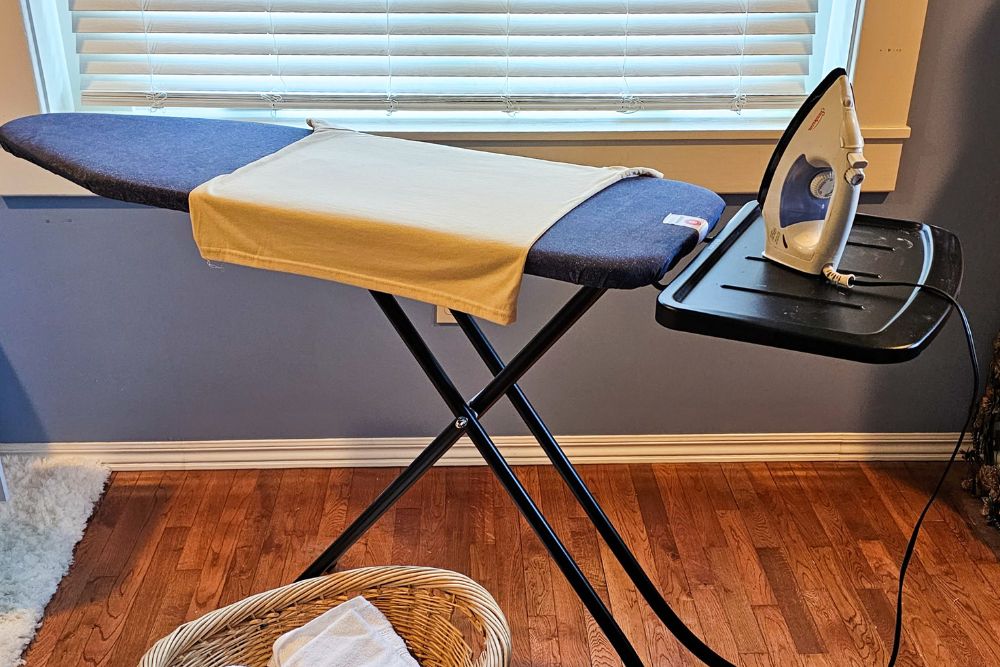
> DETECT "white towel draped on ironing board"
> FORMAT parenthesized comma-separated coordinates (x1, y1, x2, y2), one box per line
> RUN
(190, 120, 660, 324)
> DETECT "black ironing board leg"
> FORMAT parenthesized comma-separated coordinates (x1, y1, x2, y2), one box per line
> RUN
(453, 311, 736, 667)
(366, 291, 643, 665)
(294, 288, 641, 662)
(297, 286, 605, 580)
(297, 287, 732, 665)
(296, 424, 458, 580)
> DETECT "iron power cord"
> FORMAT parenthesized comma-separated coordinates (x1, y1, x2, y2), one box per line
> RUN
(651, 262, 978, 667)
(825, 268, 981, 667)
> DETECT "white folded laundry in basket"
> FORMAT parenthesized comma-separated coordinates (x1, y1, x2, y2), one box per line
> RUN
(266, 595, 419, 667)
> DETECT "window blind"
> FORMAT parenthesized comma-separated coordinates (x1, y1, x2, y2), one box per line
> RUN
(71, 0, 828, 113)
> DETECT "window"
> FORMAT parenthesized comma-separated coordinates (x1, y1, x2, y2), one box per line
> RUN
(52, 1, 861, 120)
(10, 0, 924, 194)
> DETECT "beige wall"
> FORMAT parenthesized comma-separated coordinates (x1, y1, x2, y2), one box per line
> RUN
(0, 2, 82, 194)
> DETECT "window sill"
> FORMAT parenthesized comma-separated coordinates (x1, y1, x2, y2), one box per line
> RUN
(0, 118, 911, 197)
(446, 130, 907, 194)
(19, 100, 911, 196)
(80, 105, 913, 141)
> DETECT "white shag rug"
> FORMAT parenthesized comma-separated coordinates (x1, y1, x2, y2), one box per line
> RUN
(0, 456, 109, 667)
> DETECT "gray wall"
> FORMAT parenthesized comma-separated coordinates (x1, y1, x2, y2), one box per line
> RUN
(1, 0, 998, 443)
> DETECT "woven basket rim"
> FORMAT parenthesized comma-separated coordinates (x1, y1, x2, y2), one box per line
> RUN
(138, 565, 511, 667)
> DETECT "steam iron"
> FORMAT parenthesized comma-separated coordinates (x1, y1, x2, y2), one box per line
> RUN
(658, 64, 963, 363)
(759, 68, 868, 278)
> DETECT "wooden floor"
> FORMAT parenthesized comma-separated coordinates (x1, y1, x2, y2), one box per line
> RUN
(22, 463, 1000, 666)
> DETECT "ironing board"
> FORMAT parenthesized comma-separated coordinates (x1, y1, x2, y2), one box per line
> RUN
(0, 113, 963, 667)
(0, 114, 725, 290)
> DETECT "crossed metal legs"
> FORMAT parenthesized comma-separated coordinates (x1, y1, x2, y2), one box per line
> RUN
(297, 286, 607, 581)
(298, 287, 732, 667)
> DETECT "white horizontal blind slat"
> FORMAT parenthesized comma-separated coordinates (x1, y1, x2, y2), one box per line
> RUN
(81, 75, 804, 97)
(73, 13, 816, 35)
(79, 53, 809, 77)
(70, 1, 819, 13)
(77, 34, 813, 57)
(71, 0, 825, 112)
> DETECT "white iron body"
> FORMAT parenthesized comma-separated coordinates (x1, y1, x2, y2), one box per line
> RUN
(761, 71, 867, 275)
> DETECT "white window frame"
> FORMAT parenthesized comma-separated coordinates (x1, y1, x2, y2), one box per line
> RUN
(3, 0, 927, 195)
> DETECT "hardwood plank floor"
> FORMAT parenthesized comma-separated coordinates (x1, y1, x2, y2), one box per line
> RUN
(22, 463, 1000, 666)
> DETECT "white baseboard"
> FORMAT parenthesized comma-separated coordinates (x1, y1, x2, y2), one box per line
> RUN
(0, 432, 962, 471)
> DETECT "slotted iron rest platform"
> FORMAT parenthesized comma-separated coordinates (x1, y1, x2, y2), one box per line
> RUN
(657, 201, 963, 363)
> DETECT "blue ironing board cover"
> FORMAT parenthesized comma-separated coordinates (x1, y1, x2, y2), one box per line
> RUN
(0, 113, 725, 290)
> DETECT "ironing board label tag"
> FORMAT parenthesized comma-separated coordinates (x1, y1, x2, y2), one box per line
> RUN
(662, 214, 710, 242)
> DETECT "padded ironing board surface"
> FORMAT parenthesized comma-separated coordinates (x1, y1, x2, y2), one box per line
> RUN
(0, 113, 725, 290)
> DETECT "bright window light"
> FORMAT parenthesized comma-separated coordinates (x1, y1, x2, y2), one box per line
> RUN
(23, 0, 864, 129)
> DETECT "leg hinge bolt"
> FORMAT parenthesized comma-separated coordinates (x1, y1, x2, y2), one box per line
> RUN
(455, 416, 469, 429)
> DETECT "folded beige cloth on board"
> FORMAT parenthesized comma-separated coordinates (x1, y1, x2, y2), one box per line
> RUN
(190, 120, 660, 324)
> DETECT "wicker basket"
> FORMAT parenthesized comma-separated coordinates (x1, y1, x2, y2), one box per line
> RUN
(138, 566, 511, 667)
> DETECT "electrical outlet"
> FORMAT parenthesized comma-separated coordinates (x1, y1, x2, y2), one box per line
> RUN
(435, 305, 457, 325)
